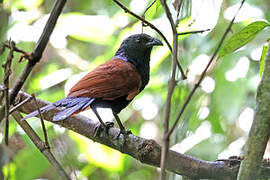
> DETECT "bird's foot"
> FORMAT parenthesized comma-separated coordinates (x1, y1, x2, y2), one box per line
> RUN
(120, 129, 132, 136)
(115, 128, 132, 139)
(104, 121, 114, 134)
(114, 128, 132, 153)
(93, 121, 114, 140)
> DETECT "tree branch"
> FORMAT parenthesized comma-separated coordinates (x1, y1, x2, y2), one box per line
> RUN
(2, 85, 269, 179)
(32, 94, 49, 147)
(142, 0, 157, 18)
(237, 44, 270, 179)
(2, 40, 15, 145)
(167, 0, 246, 138)
(12, 112, 70, 180)
(113, 0, 171, 50)
(0, 0, 66, 122)
(112, 0, 186, 79)
(178, 29, 210, 36)
(159, 0, 178, 178)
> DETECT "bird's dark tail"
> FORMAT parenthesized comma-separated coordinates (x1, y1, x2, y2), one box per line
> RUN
(21, 103, 56, 121)
(22, 97, 94, 121)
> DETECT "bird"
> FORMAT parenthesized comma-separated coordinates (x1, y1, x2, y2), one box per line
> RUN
(22, 33, 163, 135)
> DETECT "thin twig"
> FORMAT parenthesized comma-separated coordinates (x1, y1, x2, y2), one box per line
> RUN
(175, 0, 183, 20)
(142, 0, 157, 18)
(0, 43, 6, 56)
(32, 0, 66, 62)
(159, 0, 179, 179)
(12, 112, 71, 180)
(178, 29, 210, 36)
(32, 94, 49, 147)
(167, 0, 246, 138)
(160, 0, 176, 35)
(0, 0, 66, 123)
(0, 90, 5, 105)
(3, 42, 31, 59)
(0, 87, 7, 105)
(2, 40, 15, 145)
(141, 0, 157, 32)
(113, 0, 171, 50)
(9, 96, 32, 114)
(112, 0, 186, 79)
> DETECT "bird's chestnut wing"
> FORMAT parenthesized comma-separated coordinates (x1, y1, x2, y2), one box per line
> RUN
(68, 59, 141, 101)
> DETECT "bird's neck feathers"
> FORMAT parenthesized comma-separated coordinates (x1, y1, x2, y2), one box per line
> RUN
(114, 45, 151, 90)
(115, 45, 151, 64)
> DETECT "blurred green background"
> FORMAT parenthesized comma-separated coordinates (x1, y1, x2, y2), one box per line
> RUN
(0, 0, 270, 179)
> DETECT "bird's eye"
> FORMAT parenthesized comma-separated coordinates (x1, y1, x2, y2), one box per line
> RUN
(135, 38, 141, 43)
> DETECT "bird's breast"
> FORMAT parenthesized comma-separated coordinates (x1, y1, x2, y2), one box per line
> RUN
(136, 62, 150, 91)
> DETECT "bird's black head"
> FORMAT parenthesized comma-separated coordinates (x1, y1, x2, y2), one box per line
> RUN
(115, 33, 163, 65)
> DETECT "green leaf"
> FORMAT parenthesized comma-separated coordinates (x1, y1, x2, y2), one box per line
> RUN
(259, 44, 270, 77)
(219, 21, 270, 57)
(143, 0, 161, 20)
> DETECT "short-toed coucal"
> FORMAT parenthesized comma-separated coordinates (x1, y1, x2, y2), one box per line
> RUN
(23, 33, 163, 134)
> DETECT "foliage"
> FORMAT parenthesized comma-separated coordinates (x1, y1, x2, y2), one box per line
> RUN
(219, 21, 270, 57)
(0, 0, 270, 179)
(259, 42, 269, 77)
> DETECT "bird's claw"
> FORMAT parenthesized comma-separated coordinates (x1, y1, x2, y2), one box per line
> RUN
(120, 129, 132, 135)
(93, 121, 114, 140)
(113, 128, 132, 153)
(104, 121, 114, 134)
(115, 128, 132, 139)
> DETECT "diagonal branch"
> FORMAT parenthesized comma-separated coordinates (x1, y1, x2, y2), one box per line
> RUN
(32, 94, 49, 147)
(3, 42, 31, 58)
(9, 96, 32, 114)
(2, 85, 270, 179)
(0, 0, 66, 123)
(112, 0, 186, 79)
(142, 0, 157, 18)
(113, 0, 171, 50)
(12, 112, 70, 180)
(167, 0, 246, 138)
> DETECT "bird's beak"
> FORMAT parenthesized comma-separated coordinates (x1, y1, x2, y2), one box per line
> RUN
(146, 38, 163, 47)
